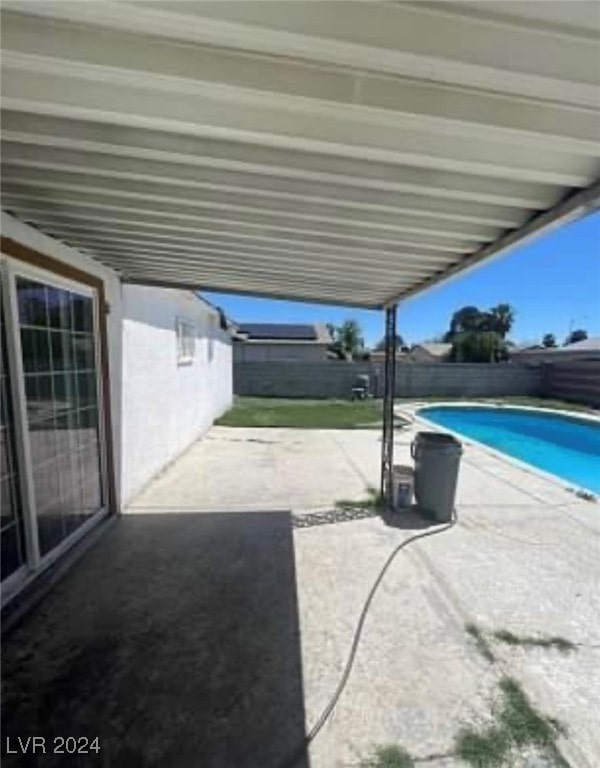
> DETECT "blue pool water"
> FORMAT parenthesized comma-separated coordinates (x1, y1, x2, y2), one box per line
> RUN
(418, 406, 600, 494)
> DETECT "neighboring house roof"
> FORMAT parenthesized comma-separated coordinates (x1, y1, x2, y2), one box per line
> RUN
(413, 343, 452, 357)
(512, 337, 600, 355)
(563, 336, 600, 351)
(238, 323, 316, 340)
(234, 323, 332, 344)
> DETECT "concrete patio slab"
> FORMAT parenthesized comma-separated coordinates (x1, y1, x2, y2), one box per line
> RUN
(2, 510, 308, 768)
(128, 422, 595, 519)
(128, 426, 380, 513)
(295, 499, 600, 766)
(3, 422, 599, 767)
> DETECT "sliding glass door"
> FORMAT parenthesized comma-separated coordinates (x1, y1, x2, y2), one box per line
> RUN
(1, 307, 26, 583)
(1, 257, 107, 599)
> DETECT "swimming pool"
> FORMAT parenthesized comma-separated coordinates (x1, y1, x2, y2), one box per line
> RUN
(418, 406, 600, 494)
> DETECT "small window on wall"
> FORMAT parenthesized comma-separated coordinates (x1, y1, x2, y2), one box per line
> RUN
(176, 318, 195, 365)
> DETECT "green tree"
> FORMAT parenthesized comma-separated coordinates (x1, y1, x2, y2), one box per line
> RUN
(445, 305, 482, 341)
(489, 304, 515, 338)
(542, 333, 557, 348)
(445, 304, 515, 342)
(330, 319, 365, 360)
(565, 329, 588, 346)
(451, 331, 506, 363)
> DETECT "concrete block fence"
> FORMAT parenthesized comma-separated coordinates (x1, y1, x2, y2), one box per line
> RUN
(233, 361, 543, 399)
(541, 360, 600, 407)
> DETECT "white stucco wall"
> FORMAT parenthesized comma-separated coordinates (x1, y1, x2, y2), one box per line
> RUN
(1, 212, 124, 506)
(120, 285, 232, 504)
(2, 215, 233, 509)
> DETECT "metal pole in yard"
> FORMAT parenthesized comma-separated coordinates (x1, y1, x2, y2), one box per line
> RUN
(380, 304, 397, 507)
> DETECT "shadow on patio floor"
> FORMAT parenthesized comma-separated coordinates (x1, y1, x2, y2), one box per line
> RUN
(2, 511, 309, 768)
(379, 505, 441, 530)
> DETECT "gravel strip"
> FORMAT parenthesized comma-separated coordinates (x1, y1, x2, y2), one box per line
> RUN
(293, 507, 379, 528)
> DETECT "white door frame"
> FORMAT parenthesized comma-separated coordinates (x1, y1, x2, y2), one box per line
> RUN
(0, 254, 110, 605)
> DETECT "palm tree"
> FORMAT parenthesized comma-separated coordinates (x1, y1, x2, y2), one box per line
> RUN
(542, 333, 557, 348)
(489, 304, 515, 338)
(565, 329, 588, 346)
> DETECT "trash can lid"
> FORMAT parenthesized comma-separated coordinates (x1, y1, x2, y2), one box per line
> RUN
(415, 431, 462, 449)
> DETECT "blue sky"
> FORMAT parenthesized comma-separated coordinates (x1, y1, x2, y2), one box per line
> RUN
(205, 210, 600, 348)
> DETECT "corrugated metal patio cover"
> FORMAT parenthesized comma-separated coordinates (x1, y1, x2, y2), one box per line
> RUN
(1, 1, 599, 308)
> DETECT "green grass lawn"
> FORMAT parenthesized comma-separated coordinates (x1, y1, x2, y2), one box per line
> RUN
(216, 397, 385, 428)
(216, 395, 594, 429)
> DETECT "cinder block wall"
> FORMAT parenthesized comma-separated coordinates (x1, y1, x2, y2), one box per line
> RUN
(541, 360, 600, 407)
(233, 361, 542, 399)
(233, 343, 328, 362)
(392, 363, 541, 398)
(234, 361, 373, 398)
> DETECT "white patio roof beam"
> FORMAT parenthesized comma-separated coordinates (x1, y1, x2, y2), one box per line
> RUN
(1, 189, 476, 254)
(1, 169, 501, 242)
(107, 264, 387, 306)
(46, 238, 439, 283)
(1, 64, 593, 187)
(86, 253, 422, 294)
(3, 2, 597, 105)
(1, 1, 598, 309)
(1, 111, 563, 210)
(0, 143, 529, 229)
(2, 10, 597, 147)
(7, 228, 442, 280)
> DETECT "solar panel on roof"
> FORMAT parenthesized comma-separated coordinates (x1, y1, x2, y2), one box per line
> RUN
(239, 323, 317, 340)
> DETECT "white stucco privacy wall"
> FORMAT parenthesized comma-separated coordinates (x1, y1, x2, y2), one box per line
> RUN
(120, 286, 232, 504)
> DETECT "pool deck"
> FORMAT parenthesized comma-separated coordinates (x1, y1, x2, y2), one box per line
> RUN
(2, 418, 600, 767)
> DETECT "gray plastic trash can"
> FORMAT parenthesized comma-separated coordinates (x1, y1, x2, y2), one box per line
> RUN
(411, 432, 462, 522)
